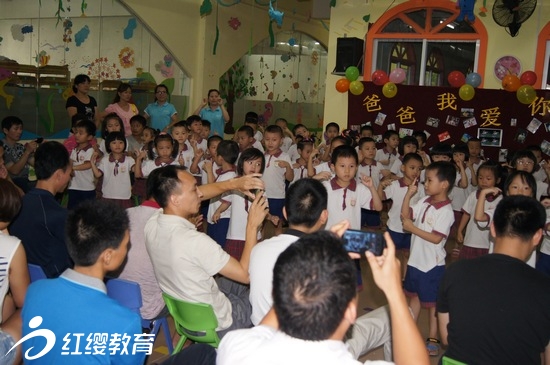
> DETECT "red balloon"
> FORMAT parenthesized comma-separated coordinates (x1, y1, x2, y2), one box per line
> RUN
(520, 71, 537, 86)
(335, 78, 350, 93)
(502, 75, 521, 92)
(448, 71, 466, 88)
(372, 70, 389, 86)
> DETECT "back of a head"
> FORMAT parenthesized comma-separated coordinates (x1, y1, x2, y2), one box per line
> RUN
(245, 111, 259, 124)
(216, 140, 240, 165)
(150, 165, 186, 208)
(285, 178, 327, 228)
(35, 141, 70, 180)
(493, 196, 545, 242)
(0, 179, 22, 223)
(273, 231, 356, 341)
(425, 161, 456, 194)
(65, 200, 129, 267)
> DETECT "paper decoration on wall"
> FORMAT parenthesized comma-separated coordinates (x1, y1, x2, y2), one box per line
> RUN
(41, 42, 65, 50)
(228, 17, 241, 30)
(0, 68, 14, 109)
(268, 1, 284, 26)
(35, 50, 50, 66)
(288, 38, 296, 46)
(62, 19, 73, 51)
(87, 57, 121, 82)
(75, 25, 90, 47)
(21, 25, 33, 34)
(119, 47, 135, 68)
(55, 1, 66, 25)
(80, 0, 88, 16)
(541, 141, 550, 156)
(155, 55, 175, 78)
(262, 102, 274, 124)
(124, 19, 137, 40)
(456, 0, 475, 22)
(311, 51, 319, 65)
(200, 0, 213, 16)
(363, 15, 370, 22)
(11, 25, 25, 42)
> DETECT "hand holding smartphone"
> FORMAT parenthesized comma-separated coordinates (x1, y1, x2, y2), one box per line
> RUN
(342, 229, 385, 256)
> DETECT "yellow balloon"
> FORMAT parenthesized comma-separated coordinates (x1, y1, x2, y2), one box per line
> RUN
(459, 84, 475, 101)
(382, 82, 397, 98)
(516, 85, 537, 105)
(349, 81, 364, 96)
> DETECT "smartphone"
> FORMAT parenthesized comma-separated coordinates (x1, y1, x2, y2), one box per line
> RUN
(342, 229, 385, 256)
(35, 137, 44, 144)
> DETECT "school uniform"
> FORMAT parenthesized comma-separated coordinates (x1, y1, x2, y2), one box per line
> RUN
(262, 149, 292, 218)
(68, 144, 95, 209)
(207, 168, 237, 247)
(375, 147, 399, 170)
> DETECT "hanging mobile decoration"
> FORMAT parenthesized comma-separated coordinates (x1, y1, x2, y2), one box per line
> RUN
(268, 0, 284, 47)
(213, 2, 220, 55)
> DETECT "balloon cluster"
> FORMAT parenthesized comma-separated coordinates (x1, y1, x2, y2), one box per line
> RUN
(447, 71, 482, 101)
(335, 66, 364, 95)
(370, 68, 406, 98)
(501, 71, 537, 105)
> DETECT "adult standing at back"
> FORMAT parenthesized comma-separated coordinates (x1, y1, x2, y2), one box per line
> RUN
(193, 89, 230, 137)
(102, 82, 138, 136)
(144, 84, 179, 132)
(65, 74, 100, 128)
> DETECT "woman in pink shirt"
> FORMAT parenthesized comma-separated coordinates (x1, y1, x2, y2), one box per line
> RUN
(101, 83, 138, 136)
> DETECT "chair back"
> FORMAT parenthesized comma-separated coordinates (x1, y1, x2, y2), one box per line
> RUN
(442, 356, 468, 365)
(162, 293, 220, 348)
(105, 277, 142, 315)
(28, 264, 47, 282)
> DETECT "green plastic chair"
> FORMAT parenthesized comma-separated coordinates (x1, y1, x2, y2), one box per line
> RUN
(162, 293, 221, 354)
(442, 356, 467, 365)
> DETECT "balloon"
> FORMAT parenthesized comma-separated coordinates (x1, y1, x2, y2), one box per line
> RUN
(371, 70, 389, 86)
(382, 82, 398, 98)
(520, 71, 537, 86)
(345, 66, 360, 82)
(458, 84, 475, 101)
(389, 68, 406, 84)
(516, 85, 537, 105)
(349, 80, 364, 96)
(448, 71, 466, 88)
(465, 72, 482, 88)
(502, 75, 521, 92)
(335, 78, 350, 93)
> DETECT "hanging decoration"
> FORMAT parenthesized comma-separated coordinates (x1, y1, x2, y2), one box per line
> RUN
(35, 50, 50, 66)
(62, 19, 73, 51)
(268, 1, 284, 26)
(87, 57, 121, 83)
(0, 68, 14, 109)
(213, 3, 220, 55)
(81, 0, 88, 16)
(200, 0, 213, 16)
(123, 18, 137, 40)
(456, 0, 476, 22)
(155, 55, 175, 78)
(74, 25, 90, 47)
(55, 0, 66, 26)
(478, 0, 488, 16)
(228, 17, 241, 30)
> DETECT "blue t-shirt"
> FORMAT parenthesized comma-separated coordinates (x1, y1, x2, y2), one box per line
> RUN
(22, 270, 146, 365)
(199, 106, 225, 137)
(144, 101, 177, 131)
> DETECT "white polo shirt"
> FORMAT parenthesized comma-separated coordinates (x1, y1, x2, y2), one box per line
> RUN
(263, 149, 292, 199)
(69, 144, 95, 191)
(179, 141, 195, 172)
(450, 168, 472, 212)
(97, 154, 135, 199)
(408, 196, 454, 272)
(140, 158, 179, 177)
(287, 144, 300, 162)
(252, 140, 265, 153)
(323, 178, 374, 230)
(462, 190, 502, 249)
(384, 179, 410, 233)
(207, 169, 237, 224)
(389, 158, 403, 178)
(375, 147, 399, 170)
(357, 160, 385, 189)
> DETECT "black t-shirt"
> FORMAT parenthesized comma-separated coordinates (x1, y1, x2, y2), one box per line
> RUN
(66, 95, 97, 123)
(437, 254, 550, 365)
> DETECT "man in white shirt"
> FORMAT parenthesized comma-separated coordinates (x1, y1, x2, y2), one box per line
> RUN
(218, 231, 430, 365)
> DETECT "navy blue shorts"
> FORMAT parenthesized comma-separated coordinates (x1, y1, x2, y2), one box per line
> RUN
(207, 218, 230, 247)
(403, 265, 445, 307)
(387, 229, 411, 251)
(536, 252, 550, 277)
(268, 198, 285, 219)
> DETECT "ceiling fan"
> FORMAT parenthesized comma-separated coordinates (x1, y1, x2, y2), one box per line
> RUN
(492, 0, 537, 37)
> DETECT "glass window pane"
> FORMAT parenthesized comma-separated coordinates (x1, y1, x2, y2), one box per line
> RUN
(430, 10, 454, 29)
(375, 41, 422, 85)
(427, 41, 476, 86)
(406, 10, 427, 30)
(438, 20, 476, 34)
(382, 19, 417, 33)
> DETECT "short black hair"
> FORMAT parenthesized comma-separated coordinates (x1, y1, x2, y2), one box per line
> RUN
(245, 111, 259, 124)
(412, 130, 427, 144)
(216, 140, 240, 165)
(275, 118, 288, 126)
(75, 120, 96, 137)
(383, 130, 398, 141)
(511, 150, 537, 171)
(130, 114, 147, 128)
(398, 136, 419, 155)
(149, 133, 178, 160)
(285, 179, 327, 227)
(201, 120, 211, 128)
(273, 230, 356, 341)
(358, 137, 376, 149)
(402, 152, 423, 165)
(145, 167, 163, 200)
(72, 74, 91, 93)
(172, 120, 188, 130)
(65, 200, 129, 266)
(71, 113, 87, 127)
(292, 124, 308, 136)
(264, 125, 283, 138)
(526, 145, 543, 154)
(35, 141, 70, 180)
(0, 179, 21, 223)
(237, 125, 254, 138)
(207, 135, 223, 148)
(452, 143, 470, 161)
(430, 143, 453, 159)
(330, 135, 349, 147)
(236, 148, 265, 175)
(503, 170, 537, 198)
(186, 115, 202, 126)
(331, 145, 358, 165)
(105, 131, 127, 153)
(150, 165, 187, 208)
(1, 116, 23, 131)
(477, 160, 501, 180)
(360, 125, 374, 134)
(297, 139, 314, 152)
(467, 137, 481, 145)
(425, 161, 456, 194)
(325, 122, 340, 132)
(493, 196, 546, 242)
(101, 113, 123, 139)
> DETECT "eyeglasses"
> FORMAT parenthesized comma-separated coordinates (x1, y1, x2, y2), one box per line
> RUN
(516, 160, 534, 166)
(156, 91, 167, 94)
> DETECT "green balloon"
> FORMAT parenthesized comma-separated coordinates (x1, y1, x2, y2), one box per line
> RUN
(345, 66, 360, 82)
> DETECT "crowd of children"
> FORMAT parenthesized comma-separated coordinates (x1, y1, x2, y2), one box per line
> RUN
(4, 106, 550, 359)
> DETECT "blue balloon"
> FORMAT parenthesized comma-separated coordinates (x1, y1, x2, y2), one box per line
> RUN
(465, 72, 482, 88)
